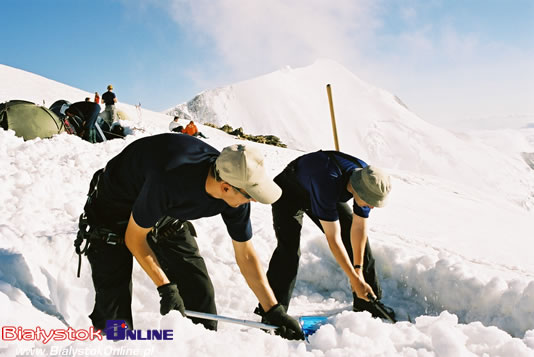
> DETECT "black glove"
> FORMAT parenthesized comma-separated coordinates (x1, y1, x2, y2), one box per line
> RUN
(157, 283, 185, 316)
(263, 304, 304, 340)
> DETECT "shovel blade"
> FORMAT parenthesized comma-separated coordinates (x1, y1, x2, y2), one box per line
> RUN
(299, 316, 328, 338)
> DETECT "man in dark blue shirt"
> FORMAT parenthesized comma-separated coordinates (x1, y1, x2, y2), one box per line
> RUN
(262, 150, 396, 320)
(76, 134, 303, 339)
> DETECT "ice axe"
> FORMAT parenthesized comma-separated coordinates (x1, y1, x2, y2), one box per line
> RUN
(367, 294, 396, 323)
(185, 310, 328, 338)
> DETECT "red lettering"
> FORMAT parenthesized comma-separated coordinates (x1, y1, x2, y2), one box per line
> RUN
(1, 326, 16, 340)
(22, 329, 34, 341)
(89, 327, 103, 341)
(66, 327, 76, 340)
(53, 329, 67, 341)
(75, 330, 89, 340)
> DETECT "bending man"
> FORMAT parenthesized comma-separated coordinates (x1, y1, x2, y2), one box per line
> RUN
(75, 133, 303, 340)
(261, 150, 395, 320)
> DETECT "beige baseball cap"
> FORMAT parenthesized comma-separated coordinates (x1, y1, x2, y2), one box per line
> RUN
(215, 144, 282, 204)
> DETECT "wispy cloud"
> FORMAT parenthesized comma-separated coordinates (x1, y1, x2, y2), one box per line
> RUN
(161, 0, 381, 82)
(136, 0, 534, 126)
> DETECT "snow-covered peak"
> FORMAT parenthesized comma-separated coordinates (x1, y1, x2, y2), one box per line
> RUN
(168, 60, 534, 210)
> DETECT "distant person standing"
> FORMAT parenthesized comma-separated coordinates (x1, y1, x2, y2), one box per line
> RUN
(94, 92, 100, 104)
(102, 84, 117, 127)
(135, 102, 142, 120)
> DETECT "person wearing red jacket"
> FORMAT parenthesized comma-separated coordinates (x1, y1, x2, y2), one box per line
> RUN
(183, 121, 208, 139)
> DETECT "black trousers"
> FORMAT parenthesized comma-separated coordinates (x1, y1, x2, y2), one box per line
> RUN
(266, 163, 382, 311)
(85, 219, 217, 331)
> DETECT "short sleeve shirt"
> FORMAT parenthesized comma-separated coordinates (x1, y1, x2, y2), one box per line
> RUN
(95, 133, 252, 241)
(102, 91, 116, 105)
(295, 150, 370, 221)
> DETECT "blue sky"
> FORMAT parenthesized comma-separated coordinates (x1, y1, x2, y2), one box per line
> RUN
(2, 0, 533, 127)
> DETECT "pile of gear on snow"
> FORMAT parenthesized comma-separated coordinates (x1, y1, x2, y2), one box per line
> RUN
(0, 99, 126, 142)
(204, 123, 286, 148)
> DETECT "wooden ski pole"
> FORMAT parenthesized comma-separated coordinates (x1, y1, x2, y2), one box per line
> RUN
(326, 84, 340, 151)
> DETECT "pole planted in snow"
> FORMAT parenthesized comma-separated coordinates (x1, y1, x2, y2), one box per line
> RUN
(326, 84, 340, 151)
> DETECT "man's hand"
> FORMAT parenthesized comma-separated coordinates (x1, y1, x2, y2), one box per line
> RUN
(263, 304, 304, 340)
(157, 283, 185, 316)
(351, 274, 376, 301)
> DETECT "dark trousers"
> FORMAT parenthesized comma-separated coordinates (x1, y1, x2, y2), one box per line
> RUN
(86, 219, 217, 331)
(266, 164, 382, 311)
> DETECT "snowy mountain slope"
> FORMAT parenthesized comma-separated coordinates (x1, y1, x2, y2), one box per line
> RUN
(1, 64, 534, 356)
(0, 64, 169, 128)
(169, 60, 534, 212)
(0, 64, 91, 106)
(449, 114, 534, 130)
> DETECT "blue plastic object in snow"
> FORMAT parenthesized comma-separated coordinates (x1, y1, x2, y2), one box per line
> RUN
(299, 316, 329, 338)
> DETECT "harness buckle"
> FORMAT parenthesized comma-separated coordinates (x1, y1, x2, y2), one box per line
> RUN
(105, 232, 121, 245)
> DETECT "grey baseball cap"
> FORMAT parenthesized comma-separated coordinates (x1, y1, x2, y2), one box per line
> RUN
(350, 166, 391, 207)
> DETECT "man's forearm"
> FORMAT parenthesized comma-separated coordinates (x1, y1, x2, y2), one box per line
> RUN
(350, 214, 367, 266)
(351, 232, 366, 267)
(124, 214, 169, 287)
(325, 233, 358, 280)
(233, 241, 277, 311)
(320, 220, 358, 280)
(127, 239, 170, 287)
(320, 219, 374, 299)
(239, 256, 277, 311)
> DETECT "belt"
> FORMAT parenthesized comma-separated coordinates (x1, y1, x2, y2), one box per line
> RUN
(150, 216, 186, 244)
(74, 212, 187, 278)
(74, 213, 125, 278)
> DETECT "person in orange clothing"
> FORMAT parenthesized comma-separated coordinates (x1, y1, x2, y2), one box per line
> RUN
(94, 92, 100, 104)
(182, 120, 208, 139)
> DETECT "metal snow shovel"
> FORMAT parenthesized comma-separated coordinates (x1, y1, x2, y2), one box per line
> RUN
(185, 310, 328, 338)
(298, 315, 329, 341)
(185, 310, 278, 331)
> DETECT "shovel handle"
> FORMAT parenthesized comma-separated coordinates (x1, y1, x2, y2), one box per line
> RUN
(184, 310, 326, 338)
(185, 310, 277, 330)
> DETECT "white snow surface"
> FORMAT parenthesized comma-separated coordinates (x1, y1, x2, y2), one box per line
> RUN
(1, 63, 534, 356)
